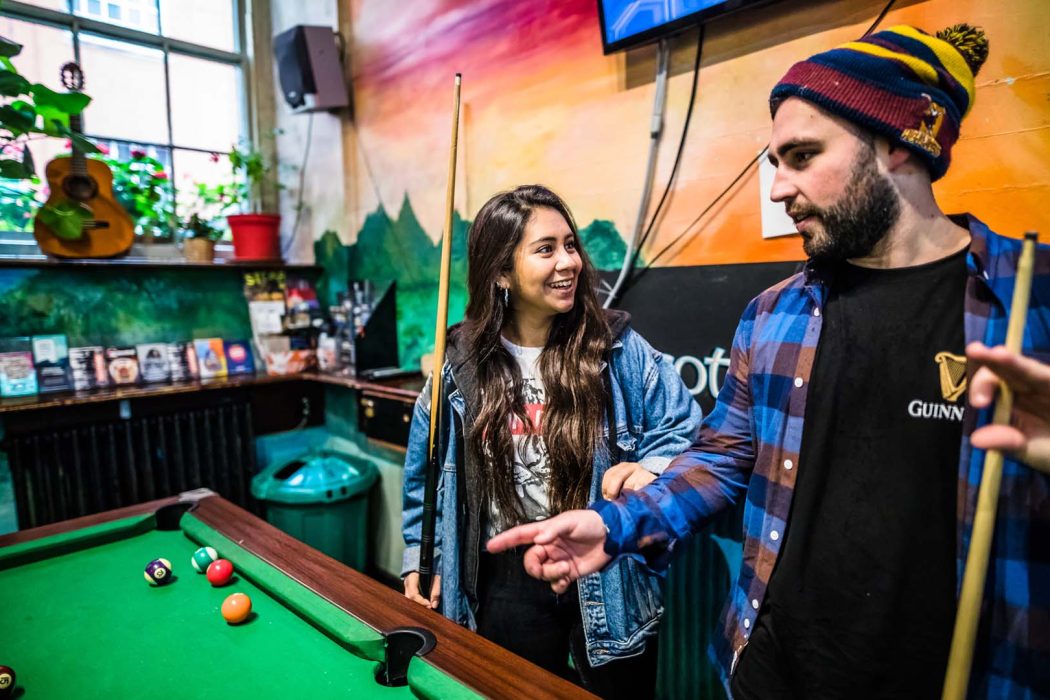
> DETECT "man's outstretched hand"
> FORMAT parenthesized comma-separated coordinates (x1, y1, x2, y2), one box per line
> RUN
(487, 510, 613, 593)
(967, 342, 1050, 474)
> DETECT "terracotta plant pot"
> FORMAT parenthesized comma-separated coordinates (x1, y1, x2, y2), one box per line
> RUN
(228, 213, 281, 261)
(183, 237, 215, 263)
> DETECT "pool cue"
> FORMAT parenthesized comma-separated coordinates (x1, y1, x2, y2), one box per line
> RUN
(418, 73, 462, 601)
(942, 231, 1039, 700)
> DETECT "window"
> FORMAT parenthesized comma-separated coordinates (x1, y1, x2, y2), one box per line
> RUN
(0, 0, 246, 246)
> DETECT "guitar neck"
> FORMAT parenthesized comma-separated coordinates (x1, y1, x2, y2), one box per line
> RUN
(69, 113, 88, 176)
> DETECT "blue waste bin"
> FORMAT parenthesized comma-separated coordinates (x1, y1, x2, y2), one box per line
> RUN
(252, 446, 378, 571)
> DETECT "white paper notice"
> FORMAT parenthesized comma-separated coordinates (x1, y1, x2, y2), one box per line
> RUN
(759, 157, 798, 240)
(249, 300, 286, 336)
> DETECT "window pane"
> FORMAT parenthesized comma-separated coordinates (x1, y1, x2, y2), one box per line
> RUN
(0, 17, 74, 87)
(159, 0, 235, 52)
(169, 53, 243, 151)
(78, 33, 167, 143)
(74, 0, 159, 35)
(12, 0, 68, 12)
(173, 148, 234, 236)
(0, 20, 73, 232)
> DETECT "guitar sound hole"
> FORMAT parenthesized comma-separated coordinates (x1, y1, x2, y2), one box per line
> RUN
(62, 174, 98, 201)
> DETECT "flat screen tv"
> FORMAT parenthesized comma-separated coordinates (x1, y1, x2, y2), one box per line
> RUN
(598, 0, 780, 54)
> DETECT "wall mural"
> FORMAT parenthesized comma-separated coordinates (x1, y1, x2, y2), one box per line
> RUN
(315, 196, 627, 369)
(338, 0, 1049, 273)
(322, 0, 1050, 371)
(0, 267, 252, 347)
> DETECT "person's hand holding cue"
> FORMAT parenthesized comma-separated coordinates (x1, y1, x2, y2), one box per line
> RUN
(967, 341, 1050, 474)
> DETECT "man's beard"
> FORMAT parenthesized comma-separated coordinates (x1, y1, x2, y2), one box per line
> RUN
(795, 148, 901, 263)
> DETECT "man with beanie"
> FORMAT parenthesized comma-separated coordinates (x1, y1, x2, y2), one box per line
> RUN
(489, 24, 1050, 698)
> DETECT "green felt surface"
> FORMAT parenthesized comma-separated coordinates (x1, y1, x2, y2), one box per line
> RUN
(1, 513, 473, 699)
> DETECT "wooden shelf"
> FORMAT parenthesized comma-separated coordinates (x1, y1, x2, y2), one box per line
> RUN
(0, 256, 321, 272)
(0, 373, 303, 414)
(0, 371, 424, 415)
(308, 371, 424, 401)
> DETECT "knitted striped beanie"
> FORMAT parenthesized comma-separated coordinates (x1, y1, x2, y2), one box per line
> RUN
(770, 24, 989, 181)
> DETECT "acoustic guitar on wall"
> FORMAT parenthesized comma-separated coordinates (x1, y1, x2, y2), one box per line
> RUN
(33, 61, 133, 258)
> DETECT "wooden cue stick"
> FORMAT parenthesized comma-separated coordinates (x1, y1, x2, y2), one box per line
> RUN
(942, 231, 1039, 699)
(418, 73, 462, 598)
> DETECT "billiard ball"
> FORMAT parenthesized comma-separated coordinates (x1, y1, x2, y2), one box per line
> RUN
(191, 546, 218, 573)
(221, 592, 252, 624)
(0, 665, 14, 698)
(206, 558, 234, 587)
(144, 558, 173, 585)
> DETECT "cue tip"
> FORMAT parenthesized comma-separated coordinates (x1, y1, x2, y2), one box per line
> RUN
(1023, 231, 1039, 242)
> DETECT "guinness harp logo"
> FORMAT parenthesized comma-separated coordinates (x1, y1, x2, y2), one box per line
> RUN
(934, 351, 967, 402)
(901, 96, 945, 157)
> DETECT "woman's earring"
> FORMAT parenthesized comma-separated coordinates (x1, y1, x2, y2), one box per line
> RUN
(502, 286, 509, 307)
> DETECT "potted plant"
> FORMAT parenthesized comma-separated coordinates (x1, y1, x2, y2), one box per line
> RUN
(197, 136, 283, 261)
(180, 212, 222, 262)
(96, 147, 175, 241)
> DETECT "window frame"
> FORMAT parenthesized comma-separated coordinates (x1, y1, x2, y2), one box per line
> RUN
(0, 0, 266, 256)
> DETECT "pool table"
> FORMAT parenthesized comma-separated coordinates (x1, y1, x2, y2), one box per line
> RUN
(0, 490, 593, 699)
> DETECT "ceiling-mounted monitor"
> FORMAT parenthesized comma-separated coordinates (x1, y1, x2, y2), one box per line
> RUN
(598, 0, 780, 54)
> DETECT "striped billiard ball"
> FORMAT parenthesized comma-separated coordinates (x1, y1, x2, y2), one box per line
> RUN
(191, 546, 218, 573)
(144, 558, 173, 585)
(0, 665, 14, 698)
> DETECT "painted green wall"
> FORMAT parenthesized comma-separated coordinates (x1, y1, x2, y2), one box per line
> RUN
(0, 266, 252, 346)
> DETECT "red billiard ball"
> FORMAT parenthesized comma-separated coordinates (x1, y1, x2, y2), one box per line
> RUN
(206, 558, 234, 586)
(0, 665, 15, 698)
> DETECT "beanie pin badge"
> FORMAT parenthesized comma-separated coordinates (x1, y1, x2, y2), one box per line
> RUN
(901, 96, 946, 157)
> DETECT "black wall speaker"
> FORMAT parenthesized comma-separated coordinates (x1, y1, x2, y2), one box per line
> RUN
(273, 25, 349, 113)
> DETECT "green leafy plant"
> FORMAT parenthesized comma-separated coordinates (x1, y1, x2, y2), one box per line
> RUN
(94, 148, 176, 239)
(0, 176, 41, 232)
(0, 29, 98, 239)
(194, 133, 283, 216)
(181, 212, 223, 242)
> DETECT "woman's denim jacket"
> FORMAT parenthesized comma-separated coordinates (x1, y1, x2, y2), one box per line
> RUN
(402, 311, 703, 668)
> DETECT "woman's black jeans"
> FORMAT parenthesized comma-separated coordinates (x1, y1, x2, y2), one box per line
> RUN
(475, 547, 658, 700)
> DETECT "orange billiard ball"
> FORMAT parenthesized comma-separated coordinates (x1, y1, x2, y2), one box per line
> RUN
(221, 592, 252, 624)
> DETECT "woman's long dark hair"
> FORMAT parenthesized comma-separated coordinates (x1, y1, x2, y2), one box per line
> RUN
(463, 185, 610, 526)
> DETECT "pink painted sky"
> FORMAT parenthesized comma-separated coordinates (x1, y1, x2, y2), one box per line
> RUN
(341, 0, 1050, 265)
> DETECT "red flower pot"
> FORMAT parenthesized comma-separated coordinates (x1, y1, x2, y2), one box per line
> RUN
(228, 213, 282, 261)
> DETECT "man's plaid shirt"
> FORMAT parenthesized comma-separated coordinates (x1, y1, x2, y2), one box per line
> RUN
(594, 215, 1050, 698)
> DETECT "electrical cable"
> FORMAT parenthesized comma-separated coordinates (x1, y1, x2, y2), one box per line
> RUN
(631, 24, 704, 269)
(284, 110, 314, 258)
(605, 25, 704, 306)
(602, 38, 671, 308)
(642, 147, 765, 271)
(625, 0, 898, 281)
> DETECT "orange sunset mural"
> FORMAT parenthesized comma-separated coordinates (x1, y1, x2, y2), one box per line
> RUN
(317, 0, 1050, 375)
(337, 0, 1050, 266)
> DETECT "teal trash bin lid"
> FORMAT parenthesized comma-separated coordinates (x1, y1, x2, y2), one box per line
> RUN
(251, 451, 377, 505)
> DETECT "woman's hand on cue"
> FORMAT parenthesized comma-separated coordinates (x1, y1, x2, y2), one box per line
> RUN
(403, 572, 442, 610)
(602, 462, 657, 500)
(967, 342, 1050, 474)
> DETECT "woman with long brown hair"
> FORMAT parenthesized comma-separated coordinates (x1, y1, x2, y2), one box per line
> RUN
(402, 185, 701, 697)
